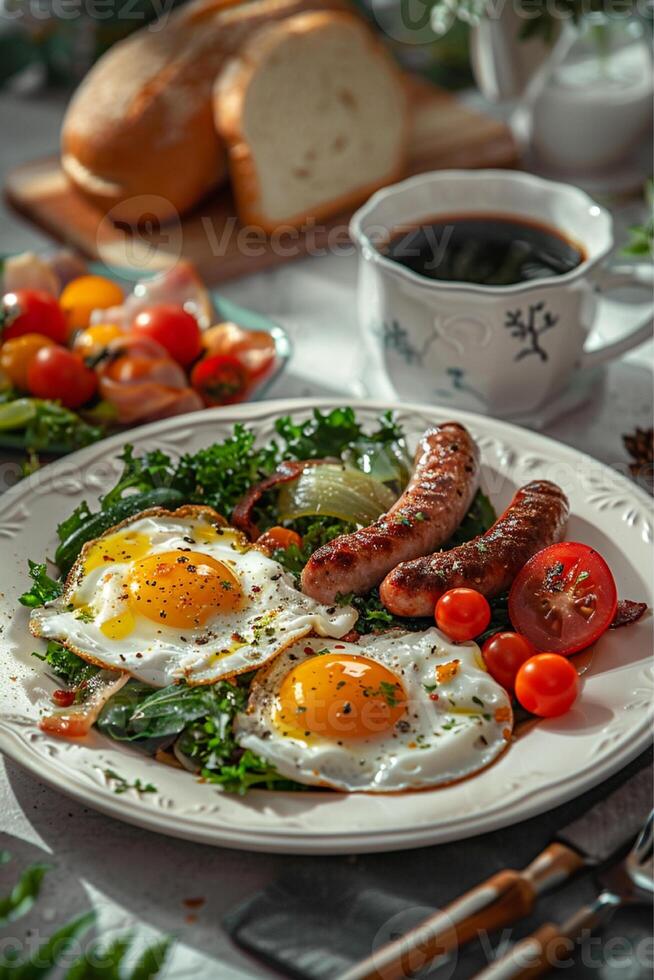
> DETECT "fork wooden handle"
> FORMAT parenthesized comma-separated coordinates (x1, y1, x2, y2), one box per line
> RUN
(340, 845, 584, 980)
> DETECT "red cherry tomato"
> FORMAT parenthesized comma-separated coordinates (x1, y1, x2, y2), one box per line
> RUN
(509, 542, 618, 656)
(191, 354, 248, 406)
(2, 289, 68, 344)
(435, 588, 491, 643)
(202, 322, 276, 383)
(131, 305, 202, 367)
(515, 653, 579, 718)
(27, 347, 97, 409)
(256, 526, 303, 554)
(481, 632, 535, 692)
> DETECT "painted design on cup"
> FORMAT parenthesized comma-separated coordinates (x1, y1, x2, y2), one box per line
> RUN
(379, 319, 438, 366)
(504, 302, 559, 363)
(435, 367, 485, 405)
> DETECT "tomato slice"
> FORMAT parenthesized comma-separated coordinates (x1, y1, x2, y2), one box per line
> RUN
(509, 542, 618, 656)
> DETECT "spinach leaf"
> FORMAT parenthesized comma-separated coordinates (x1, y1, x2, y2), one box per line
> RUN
(95, 681, 155, 739)
(97, 680, 244, 741)
(18, 561, 63, 608)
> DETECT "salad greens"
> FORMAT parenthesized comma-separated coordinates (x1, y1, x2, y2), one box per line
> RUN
(18, 561, 63, 608)
(97, 677, 301, 794)
(32, 640, 98, 687)
(24, 407, 498, 795)
(0, 389, 102, 455)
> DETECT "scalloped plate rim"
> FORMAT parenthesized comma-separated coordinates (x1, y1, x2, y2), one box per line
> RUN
(0, 397, 651, 854)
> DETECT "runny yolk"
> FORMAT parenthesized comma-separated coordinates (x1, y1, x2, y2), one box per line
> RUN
(100, 609, 135, 640)
(125, 549, 242, 629)
(275, 654, 407, 740)
(84, 531, 151, 573)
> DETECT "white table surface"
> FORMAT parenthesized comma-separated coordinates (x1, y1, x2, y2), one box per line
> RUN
(0, 89, 652, 979)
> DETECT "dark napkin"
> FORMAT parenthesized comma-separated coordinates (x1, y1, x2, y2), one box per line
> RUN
(224, 749, 653, 980)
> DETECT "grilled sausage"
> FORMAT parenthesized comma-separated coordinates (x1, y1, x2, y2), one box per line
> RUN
(301, 422, 480, 603)
(380, 480, 569, 618)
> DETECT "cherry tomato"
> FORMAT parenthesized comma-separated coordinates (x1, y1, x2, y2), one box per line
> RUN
(191, 354, 248, 406)
(52, 689, 75, 708)
(131, 305, 202, 367)
(481, 632, 535, 692)
(509, 542, 618, 656)
(60, 275, 124, 331)
(256, 526, 303, 554)
(202, 322, 276, 383)
(1, 289, 67, 344)
(515, 653, 579, 717)
(435, 588, 491, 642)
(27, 347, 97, 409)
(73, 323, 124, 357)
(0, 333, 55, 391)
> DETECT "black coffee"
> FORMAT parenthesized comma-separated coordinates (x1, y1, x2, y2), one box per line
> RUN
(384, 213, 585, 286)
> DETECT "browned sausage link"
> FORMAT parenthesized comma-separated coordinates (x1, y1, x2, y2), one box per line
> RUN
(380, 480, 570, 618)
(301, 422, 480, 603)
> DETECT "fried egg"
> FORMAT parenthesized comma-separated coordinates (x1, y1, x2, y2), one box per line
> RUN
(30, 506, 357, 687)
(235, 628, 513, 792)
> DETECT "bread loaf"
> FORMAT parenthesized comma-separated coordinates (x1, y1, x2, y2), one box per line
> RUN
(61, 0, 345, 224)
(214, 11, 408, 232)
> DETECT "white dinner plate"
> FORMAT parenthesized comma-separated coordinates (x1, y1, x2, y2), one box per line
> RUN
(0, 399, 651, 854)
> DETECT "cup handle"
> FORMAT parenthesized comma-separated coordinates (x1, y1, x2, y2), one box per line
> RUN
(580, 264, 653, 369)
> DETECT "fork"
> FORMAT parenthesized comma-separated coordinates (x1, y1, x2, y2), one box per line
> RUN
(474, 811, 654, 979)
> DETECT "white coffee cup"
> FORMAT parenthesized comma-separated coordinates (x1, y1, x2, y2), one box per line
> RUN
(350, 170, 652, 418)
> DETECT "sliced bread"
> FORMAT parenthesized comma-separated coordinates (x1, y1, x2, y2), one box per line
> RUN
(214, 10, 408, 232)
(61, 0, 346, 224)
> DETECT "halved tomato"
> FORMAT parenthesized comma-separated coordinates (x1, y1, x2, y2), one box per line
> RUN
(509, 542, 618, 656)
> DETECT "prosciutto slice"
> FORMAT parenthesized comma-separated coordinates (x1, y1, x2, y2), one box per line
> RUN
(98, 335, 203, 425)
(40, 669, 129, 738)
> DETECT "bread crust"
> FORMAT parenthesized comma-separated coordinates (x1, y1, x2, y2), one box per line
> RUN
(214, 10, 410, 233)
(62, 0, 347, 223)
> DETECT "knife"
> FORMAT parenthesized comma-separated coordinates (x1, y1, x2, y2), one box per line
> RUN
(473, 809, 654, 979)
(340, 764, 653, 980)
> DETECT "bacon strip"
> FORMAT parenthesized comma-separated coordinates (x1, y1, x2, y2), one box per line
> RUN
(610, 600, 648, 629)
(39, 670, 128, 738)
(231, 460, 324, 540)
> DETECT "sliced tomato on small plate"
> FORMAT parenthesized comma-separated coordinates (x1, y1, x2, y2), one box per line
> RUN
(509, 541, 618, 656)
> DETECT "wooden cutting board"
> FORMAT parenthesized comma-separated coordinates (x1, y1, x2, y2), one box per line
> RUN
(5, 78, 517, 284)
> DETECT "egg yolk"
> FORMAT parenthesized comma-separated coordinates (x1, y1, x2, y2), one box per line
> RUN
(84, 530, 151, 574)
(125, 549, 242, 629)
(276, 654, 407, 740)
